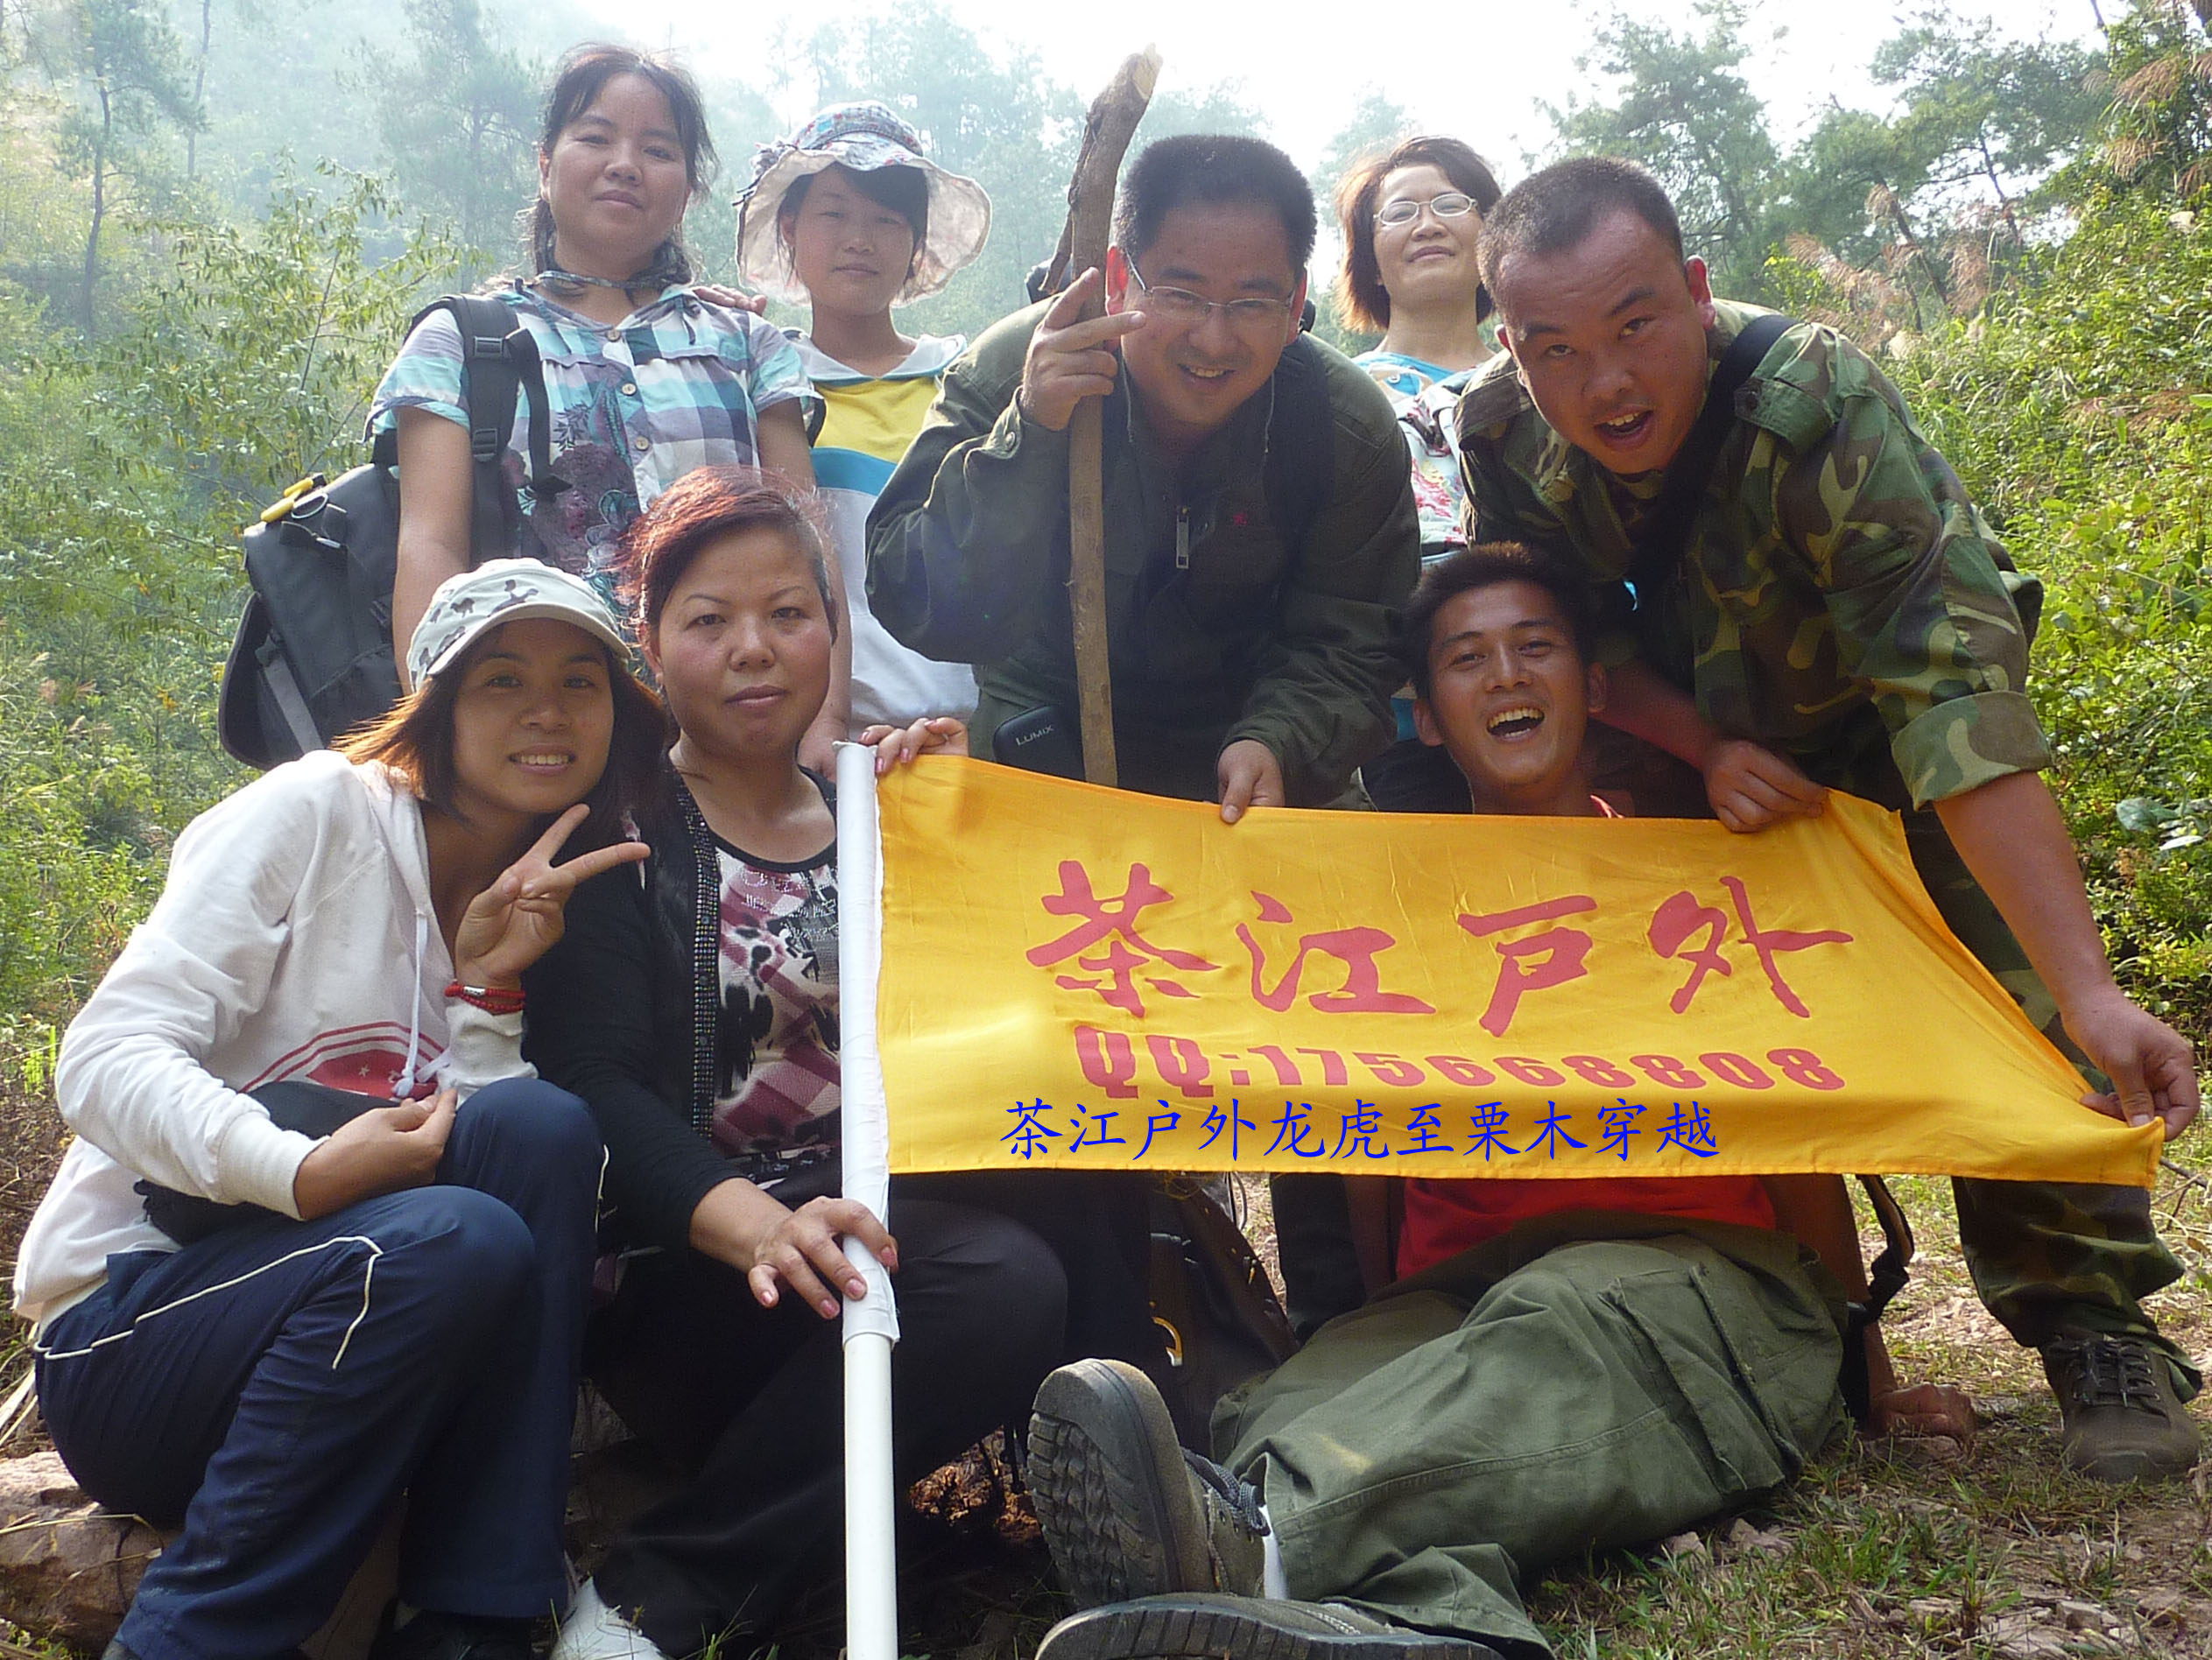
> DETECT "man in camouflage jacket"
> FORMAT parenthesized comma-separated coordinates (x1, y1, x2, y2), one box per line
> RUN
(1457, 156, 2201, 1481)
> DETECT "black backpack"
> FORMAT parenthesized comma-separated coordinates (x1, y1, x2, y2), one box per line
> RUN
(216, 294, 560, 769)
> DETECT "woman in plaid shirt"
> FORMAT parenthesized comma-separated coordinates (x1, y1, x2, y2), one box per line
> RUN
(374, 44, 847, 766)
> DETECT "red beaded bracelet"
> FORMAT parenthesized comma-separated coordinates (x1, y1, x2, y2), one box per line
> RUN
(445, 981, 525, 1016)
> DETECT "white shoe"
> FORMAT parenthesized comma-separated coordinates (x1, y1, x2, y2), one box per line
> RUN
(553, 1580, 669, 1660)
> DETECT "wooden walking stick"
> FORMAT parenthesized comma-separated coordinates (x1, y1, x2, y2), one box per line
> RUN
(1054, 47, 1159, 788)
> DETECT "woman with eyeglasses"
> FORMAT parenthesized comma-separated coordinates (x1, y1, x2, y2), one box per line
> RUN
(1333, 137, 1504, 812)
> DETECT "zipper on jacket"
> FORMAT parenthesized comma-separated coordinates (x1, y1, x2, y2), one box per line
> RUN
(1175, 503, 1191, 570)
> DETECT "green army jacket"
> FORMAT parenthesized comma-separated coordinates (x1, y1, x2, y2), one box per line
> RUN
(867, 299, 1419, 806)
(1457, 299, 2051, 810)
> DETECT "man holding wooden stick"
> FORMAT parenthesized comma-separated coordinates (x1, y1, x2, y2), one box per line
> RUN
(867, 134, 1419, 819)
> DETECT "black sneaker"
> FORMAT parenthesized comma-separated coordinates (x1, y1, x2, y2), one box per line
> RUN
(1033, 1594, 1503, 1660)
(1027, 1359, 1270, 1608)
(2042, 1331, 2202, 1482)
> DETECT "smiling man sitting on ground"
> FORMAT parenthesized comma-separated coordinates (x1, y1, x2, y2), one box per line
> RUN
(1020, 545, 1969, 1660)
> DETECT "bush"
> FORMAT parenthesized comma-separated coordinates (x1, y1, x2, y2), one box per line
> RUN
(1859, 193, 2212, 1029)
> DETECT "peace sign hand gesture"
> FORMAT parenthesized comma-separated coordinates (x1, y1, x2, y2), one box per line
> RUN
(452, 804, 649, 988)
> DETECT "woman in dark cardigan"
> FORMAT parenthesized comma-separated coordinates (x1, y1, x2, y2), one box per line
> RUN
(526, 466, 1156, 1660)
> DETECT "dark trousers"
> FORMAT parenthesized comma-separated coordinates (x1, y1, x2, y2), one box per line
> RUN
(589, 1181, 1067, 1656)
(37, 1079, 602, 1660)
(902, 1168, 1164, 1368)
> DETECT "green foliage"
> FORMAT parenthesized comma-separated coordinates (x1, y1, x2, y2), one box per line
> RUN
(19, 0, 203, 329)
(349, 0, 539, 271)
(1861, 194, 2212, 1023)
(0, 639, 168, 1035)
(0, 167, 457, 1029)
(2075, 0, 2212, 199)
(1869, 11, 2103, 215)
(1544, 0, 1782, 296)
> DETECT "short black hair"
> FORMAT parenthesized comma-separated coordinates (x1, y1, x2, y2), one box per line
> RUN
(1115, 134, 1316, 276)
(1476, 158, 1684, 312)
(1403, 543, 1594, 700)
(778, 161, 932, 276)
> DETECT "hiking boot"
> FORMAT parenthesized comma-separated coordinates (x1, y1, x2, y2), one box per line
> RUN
(2042, 1331, 2202, 1482)
(1027, 1358, 1269, 1608)
(1033, 1594, 1504, 1660)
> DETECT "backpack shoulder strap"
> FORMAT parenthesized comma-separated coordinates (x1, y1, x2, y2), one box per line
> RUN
(447, 294, 535, 565)
(376, 294, 563, 567)
(1264, 335, 1334, 549)
(1624, 311, 1793, 602)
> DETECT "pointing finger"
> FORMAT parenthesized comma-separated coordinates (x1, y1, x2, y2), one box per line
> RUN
(1042, 266, 1102, 328)
(552, 840, 651, 885)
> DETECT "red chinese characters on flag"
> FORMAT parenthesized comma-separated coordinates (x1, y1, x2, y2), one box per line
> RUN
(1236, 893, 1436, 1016)
(1456, 895, 1598, 1037)
(1025, 862, 1221, 1017)
(1028, 863, 1856, 1031)
(1648, 876, 1855, 1017)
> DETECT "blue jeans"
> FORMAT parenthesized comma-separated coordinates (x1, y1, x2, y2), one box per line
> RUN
(37, 1079, 602, 1660)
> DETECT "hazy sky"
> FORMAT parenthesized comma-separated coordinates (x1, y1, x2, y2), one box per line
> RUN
(582, 0, 2103, 171)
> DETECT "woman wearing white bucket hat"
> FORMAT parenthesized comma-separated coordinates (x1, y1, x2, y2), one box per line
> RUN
(737, 102, 993, 735)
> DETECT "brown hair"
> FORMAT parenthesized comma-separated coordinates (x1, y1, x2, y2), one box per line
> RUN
(339, 627, 666, 848)
(529, 44, 717, 287)
(620, 464, 838, 638)
(1333, 136, 1504, 337)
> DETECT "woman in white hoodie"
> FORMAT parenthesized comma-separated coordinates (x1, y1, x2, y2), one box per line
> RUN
(16, 560, 663, 1660)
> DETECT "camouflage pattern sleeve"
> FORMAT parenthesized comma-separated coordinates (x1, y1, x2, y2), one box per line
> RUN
(1763, 347, 2052, 808)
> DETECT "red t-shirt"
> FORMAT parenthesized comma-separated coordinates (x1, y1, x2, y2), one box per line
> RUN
(1398, 1172, 1776, 1278)
(1395, 794, 1775, 1278)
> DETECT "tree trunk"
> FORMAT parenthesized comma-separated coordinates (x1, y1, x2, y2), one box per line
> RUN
(82, 81, 111, 336)
(1056, 48, 1160, 790)
(188, 0, 211, 177)
(1976, 130, 2021, 242)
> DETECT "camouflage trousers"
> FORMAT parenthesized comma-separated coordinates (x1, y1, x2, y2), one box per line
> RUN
(1905, 810, 2201, 1396)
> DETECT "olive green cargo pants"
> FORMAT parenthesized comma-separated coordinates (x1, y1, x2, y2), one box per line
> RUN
(1905, 812, 2200, 1394)
(1212, 1214, 1847, 1659)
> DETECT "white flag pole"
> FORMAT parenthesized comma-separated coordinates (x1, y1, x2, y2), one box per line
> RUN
(835, 742, 899, 1660)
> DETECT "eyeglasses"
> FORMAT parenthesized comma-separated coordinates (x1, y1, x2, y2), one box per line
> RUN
(1124, 256, 1295, 332)
(1376, 192, 1480, 229)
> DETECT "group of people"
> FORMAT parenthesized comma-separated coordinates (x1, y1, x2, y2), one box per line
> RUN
(11, 35, 2204, 1660)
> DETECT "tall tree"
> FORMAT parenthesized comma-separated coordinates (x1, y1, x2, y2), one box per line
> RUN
(32, 0, 201, 332)
(1544, 0, 1781, 296)
(1871, 11, 2104, 238)
(353, 0, 538, 261)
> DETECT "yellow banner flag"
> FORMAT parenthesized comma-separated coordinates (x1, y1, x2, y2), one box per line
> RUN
(871, 757, 2156, 1187)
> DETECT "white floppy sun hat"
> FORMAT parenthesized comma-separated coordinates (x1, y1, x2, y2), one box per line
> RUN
(736, 101, 991, 305)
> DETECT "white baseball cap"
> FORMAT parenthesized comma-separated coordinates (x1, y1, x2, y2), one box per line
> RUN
(405, 559, 630, 691)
